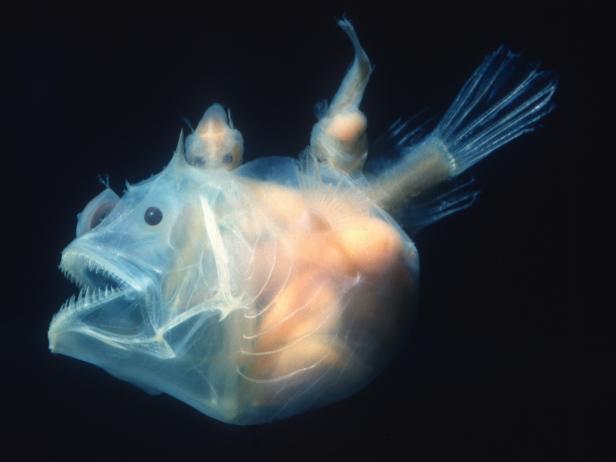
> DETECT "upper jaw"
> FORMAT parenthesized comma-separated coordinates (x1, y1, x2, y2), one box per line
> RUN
(60, 243, 144, 293)
(49, 243, 146, 339)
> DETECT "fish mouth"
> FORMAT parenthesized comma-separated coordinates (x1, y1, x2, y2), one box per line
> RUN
(57, 249, 134, 316)
(49, 246, 151, 351)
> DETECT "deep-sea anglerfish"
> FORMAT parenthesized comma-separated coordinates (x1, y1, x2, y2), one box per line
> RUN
(48, 19, 557, 424)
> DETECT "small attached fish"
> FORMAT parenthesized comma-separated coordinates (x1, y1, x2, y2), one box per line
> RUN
(48, 19, 557, 424)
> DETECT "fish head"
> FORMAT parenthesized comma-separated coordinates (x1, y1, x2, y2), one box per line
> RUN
(47, 132, 245, 406)
(185, 103, 244, 170)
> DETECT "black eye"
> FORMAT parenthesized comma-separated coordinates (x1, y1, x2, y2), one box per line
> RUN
(222, 153, 233, 164)
(144, 206, 163, 226)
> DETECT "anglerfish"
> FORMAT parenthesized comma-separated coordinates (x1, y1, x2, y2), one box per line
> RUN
(48, 19, 557, 424)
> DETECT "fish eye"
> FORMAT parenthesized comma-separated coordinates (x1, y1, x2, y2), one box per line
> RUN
(144, 206, 163, 226)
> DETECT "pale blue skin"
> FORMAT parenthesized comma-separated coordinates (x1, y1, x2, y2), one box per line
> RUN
(48, 19, 557, 424)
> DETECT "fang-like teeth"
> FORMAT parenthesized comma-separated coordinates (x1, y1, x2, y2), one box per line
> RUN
(58, 251, 131, 315)
(59, 285, 126, 315)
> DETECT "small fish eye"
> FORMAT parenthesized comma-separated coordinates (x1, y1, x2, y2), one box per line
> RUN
(144, 207, 163, 226)
(222, 153, 233, 164)
(192, 156, 206, 167)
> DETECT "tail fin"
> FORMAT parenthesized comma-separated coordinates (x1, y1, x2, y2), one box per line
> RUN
(434, 46, 558, 175)
(372, 46, 557, 215)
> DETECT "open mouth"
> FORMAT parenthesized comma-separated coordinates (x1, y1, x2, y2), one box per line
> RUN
(56, 249, 133, 318)
(49, 247, 152, 353)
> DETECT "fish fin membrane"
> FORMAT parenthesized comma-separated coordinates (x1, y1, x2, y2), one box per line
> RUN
(404, 178, 479, 233)
(434, 46, 558, 175)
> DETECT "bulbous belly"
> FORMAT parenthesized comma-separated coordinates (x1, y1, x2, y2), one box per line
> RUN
(224, 181, 418, 423)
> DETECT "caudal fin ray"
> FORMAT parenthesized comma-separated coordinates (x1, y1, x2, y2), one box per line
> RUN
(434, 47, 557, 174)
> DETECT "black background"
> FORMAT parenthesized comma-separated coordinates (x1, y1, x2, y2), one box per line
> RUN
(13, 1, 583, 460)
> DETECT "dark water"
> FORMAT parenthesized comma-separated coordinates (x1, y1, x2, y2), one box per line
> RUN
(14, 2, 583, 460)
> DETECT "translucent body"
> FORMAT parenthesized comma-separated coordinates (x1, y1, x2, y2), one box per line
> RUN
(47, 20, 556, 424)
(50, 154, 416, 423)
